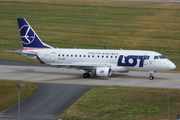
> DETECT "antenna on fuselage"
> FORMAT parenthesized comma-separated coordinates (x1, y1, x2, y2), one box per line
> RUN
(103, 45, 107, 50)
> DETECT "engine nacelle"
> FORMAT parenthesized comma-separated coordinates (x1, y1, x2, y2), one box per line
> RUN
(96, 67, 112, 77)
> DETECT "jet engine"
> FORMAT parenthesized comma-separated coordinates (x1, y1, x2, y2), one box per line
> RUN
(96, 67, 112, 77)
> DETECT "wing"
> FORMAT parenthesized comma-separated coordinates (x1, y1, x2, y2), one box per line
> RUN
(48, 63, 108, 70)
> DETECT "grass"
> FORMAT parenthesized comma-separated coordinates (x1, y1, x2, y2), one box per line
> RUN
(59, 86, 180, 120)
(0, 0, 180, 70)
(0, 80, 38, 113)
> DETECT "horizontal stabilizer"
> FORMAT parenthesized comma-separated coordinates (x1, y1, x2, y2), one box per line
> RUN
(5, 50, 37, 55)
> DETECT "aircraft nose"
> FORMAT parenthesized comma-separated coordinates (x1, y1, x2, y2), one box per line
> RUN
(165, 59, 176, 70)
(167, 62, 176, 70)
(170, 63, 176, 70)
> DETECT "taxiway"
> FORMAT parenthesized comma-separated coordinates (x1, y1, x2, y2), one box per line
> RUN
(0, 60, 180, 89)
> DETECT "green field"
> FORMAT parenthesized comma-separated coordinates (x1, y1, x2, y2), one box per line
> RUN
(0, 0, 180, 70)
(59, 86, 180, 120)
(0, 80, 38, 113)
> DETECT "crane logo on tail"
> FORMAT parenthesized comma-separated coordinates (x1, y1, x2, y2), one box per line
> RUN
(20, 25, 35, 44)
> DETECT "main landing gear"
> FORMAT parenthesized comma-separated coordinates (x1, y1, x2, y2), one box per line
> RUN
(149, 71, 155, 80)
(83, 72, 90, 78)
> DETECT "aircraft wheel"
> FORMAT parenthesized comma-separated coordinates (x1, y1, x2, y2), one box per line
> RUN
(83, 73, 90, 78)
(149, 76, 154, 80)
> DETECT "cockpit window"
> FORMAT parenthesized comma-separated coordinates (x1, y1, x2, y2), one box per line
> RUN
(159, 55, 166, 59)
(154, 56, 159, 59)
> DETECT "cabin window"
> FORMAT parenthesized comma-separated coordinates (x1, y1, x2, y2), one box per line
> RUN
(102, 56, 104, 58)
(84, 55, 86, 57)
(154, 56, 159, 59)
(115, 56, 117, 58)
(88, 55, 90, 57)
(111, 56, 113, 58)
(71, 55, 73, 57)
(106, 56, 108, 58)
(58, 54, 60, 57)
(62, 54, 64, 57)
(75, 55, 77, 57)
(79, 55, 81, 57)
(159, 55, 166, 59)
(92, 55, 94, 58)
(97, 55, 99, 58)
(67, 55, 69, 57)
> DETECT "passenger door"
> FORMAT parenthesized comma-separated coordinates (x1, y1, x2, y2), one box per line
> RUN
(51, 52, 56, 62)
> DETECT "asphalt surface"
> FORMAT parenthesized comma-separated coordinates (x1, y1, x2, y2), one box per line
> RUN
(0, 60, 180, 120)
(0, 59, 50, 67)
(0, 83, 99, 120)
(0, 60, 180, 89)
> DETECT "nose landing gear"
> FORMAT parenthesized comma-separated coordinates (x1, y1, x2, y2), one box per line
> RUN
(149, 75, 154, 80)
(149, 71, 155, 80)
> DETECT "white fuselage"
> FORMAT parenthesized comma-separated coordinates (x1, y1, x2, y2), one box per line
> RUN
(24, 48, 176, 72)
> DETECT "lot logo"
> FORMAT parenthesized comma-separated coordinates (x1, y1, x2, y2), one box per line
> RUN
(100, 70, 104, 73)
(20, 25, 35, 44)
(117, 55, 150, 67)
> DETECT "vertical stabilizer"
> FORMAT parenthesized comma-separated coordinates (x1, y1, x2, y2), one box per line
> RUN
(17, 18, 54, 50)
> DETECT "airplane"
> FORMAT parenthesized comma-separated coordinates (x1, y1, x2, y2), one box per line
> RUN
(5, 18, 176, 80)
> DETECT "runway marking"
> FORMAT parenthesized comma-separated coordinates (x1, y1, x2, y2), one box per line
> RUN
(0, 71, 180, 82)
(27, 81, 113, 86)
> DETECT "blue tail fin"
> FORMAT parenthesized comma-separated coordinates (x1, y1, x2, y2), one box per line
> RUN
(17, 18, 53, 50)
